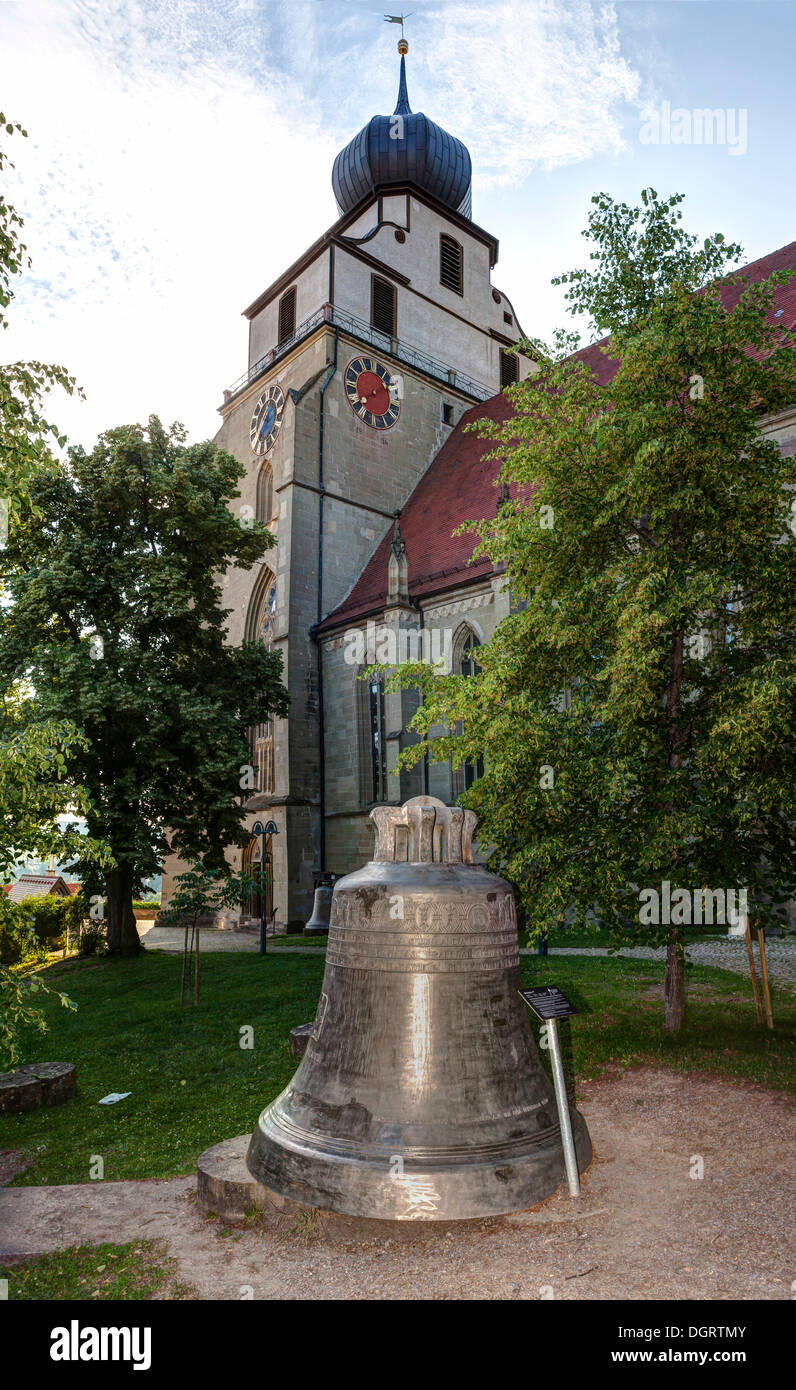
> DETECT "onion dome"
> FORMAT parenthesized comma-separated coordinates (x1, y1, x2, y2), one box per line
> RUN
(332, 46, 472, 219)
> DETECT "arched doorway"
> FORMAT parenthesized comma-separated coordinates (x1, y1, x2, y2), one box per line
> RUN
(243, 833, 273, 924)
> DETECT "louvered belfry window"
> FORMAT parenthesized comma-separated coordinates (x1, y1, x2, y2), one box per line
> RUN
(278, 286, 296, 345)
(371, 275, 396, 336)
(500, 349, 519, 388)
(440, 234, 464, 295)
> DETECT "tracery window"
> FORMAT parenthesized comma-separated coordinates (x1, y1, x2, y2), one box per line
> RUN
(357, 667, 388, 806)
(249, 570, 277, 795)
(450, 626, 484, 799)
(258, 579, 277, 650)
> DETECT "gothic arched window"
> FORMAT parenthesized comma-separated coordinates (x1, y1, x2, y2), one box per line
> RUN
(258, 579, 277, 651)
(450, 625, 484, 799)
(247, 567, 277, 795)
(357, 666, 388, 807)
(256, 462, 274, 525)
(459, 630, 481, 679)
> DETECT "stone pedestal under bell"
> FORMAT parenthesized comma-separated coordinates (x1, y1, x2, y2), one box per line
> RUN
(247, 796, 592, 1220)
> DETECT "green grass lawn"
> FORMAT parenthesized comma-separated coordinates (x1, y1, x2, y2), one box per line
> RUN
(0, 948, 792, 1189)
(0, 1239, 190, 1300)
(269, 936, 327, 949)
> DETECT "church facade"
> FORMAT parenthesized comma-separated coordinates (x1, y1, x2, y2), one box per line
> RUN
(161, 49, 796, 932)
(162, 49, 538, 928)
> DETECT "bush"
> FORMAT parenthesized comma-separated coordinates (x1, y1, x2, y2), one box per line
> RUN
(78, 919, 107, 957)
(18, 893, 72, 946)
(0, 901, 47, 967)
(63, 890, 88, 942)
(0, 960, 77, 1070)
(133, 900, 161, 912)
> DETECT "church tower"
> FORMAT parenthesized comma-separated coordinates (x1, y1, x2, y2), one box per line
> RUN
(162, 42, 535, 930)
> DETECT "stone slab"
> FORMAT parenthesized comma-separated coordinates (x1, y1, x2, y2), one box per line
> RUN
(0, 1062, 76, 1115)
(289, 1023, 314, 1058)
(197, 1134, 286, 1222)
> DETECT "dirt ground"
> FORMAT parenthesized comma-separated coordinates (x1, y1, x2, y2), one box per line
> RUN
(1, 1068, 793, 1300)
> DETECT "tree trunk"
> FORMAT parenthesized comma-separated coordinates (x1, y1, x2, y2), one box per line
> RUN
(663, 605, 688, 1033)
(105, 867, 140, 956)
(664, 925, 686, 1033)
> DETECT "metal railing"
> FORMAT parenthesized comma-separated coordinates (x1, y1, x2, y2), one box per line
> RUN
(223, 302, 493, 404)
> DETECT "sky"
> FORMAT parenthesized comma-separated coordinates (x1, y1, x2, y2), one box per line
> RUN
(2, 0, 795, 448)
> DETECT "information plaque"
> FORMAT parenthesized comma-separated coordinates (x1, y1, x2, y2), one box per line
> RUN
(518, 985, 581, 1196)
(518, 986, 578, 1021)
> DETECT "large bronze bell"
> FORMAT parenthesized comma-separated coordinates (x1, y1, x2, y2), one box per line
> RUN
(247, 796, 592, 1219)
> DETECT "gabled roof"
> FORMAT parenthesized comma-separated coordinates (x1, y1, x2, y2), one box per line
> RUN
(243, 182, 499, 322)
(7, 873, 71, 902)
(317, 390, 514, 634)
(318, 240, 796, 635)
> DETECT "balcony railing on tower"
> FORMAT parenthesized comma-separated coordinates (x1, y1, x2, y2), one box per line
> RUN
(223, 303, 493, 406)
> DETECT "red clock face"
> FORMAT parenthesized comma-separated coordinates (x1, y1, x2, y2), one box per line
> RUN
(344, 356, 401, 429)
(355, 370, 390, 417)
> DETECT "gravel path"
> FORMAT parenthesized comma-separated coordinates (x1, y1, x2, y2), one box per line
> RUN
(139, 919, 796, 992)
(539, 939, 796, 990)
(2, 1069, 793, 1300)
(140, 922, 796, 988)
(139, 925, 262, 953)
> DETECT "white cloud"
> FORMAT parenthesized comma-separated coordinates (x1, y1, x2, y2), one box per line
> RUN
(2, 0, 339, 446)
(415, 0, 641, 186)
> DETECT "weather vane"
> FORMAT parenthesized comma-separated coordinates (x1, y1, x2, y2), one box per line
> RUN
(384, 12, 413, 46)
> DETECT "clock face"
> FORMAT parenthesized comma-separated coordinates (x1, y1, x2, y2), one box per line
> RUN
(344, 356, 401, 430)
(250, 385, 285, 455)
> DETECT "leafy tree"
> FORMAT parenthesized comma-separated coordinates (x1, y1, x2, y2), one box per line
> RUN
(551, 188, 744, 336)
(1, 417, 289, 956)
(0, 115, 80, 534)
(0, 113, 94, 885)
(386, 191, 796, 1032)
(0, 115, 101, 1059)
(160, 866, 256, 1005)
(0, 961, 76, 1070)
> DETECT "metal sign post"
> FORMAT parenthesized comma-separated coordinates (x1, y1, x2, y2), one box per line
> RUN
(519, 986, 581, 1198)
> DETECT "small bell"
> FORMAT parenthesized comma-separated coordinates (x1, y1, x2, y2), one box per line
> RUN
(303, 877, 334, 937)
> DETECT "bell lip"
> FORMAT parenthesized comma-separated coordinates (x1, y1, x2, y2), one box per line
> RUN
(246, 1110, 593, 1222)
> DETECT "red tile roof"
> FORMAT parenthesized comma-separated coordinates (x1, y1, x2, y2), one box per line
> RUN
(6, 873, 71, 902)
(318, 241, 796, 634)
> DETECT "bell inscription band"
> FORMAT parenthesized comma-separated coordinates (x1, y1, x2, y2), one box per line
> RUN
(247, 796, 592, 1219)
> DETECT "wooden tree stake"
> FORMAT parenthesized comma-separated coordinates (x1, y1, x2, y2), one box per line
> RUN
(180, 922, 189, 1007)
(745, 922, 764, 1024)
(756, 927, 774, 1030)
